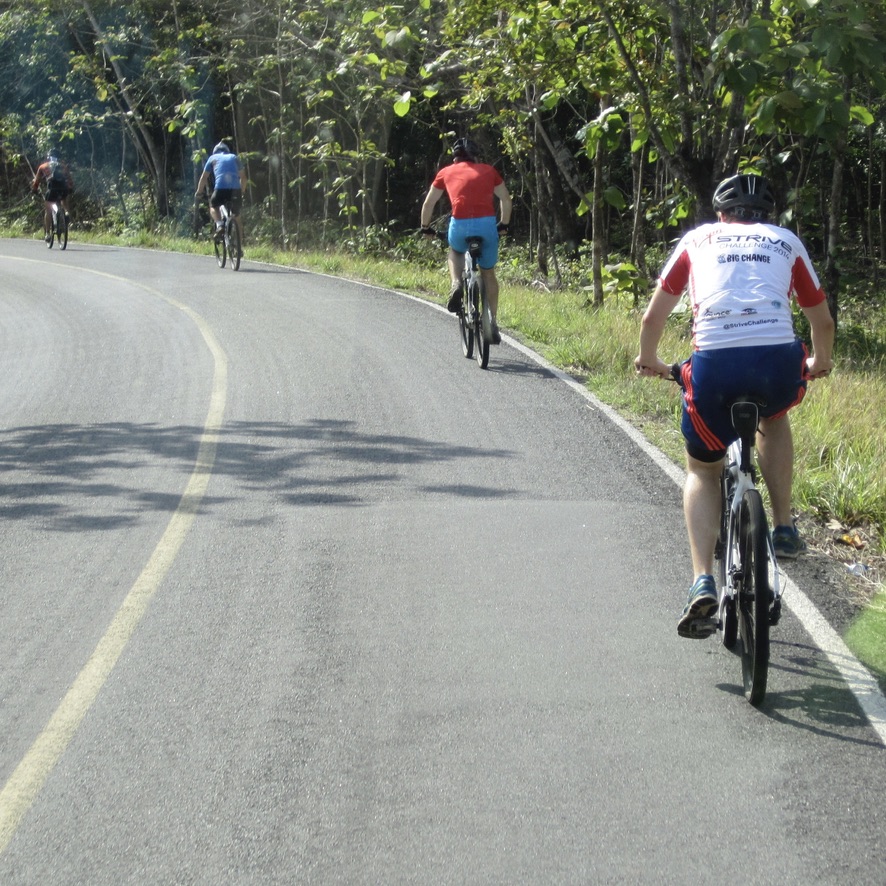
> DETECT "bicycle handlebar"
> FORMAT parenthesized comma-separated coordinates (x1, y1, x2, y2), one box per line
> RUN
(638, 358, 830, 384)
(420, 226, 449, 243)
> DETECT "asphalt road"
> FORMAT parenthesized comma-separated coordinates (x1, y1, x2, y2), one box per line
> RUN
(1, 238, 884, 884)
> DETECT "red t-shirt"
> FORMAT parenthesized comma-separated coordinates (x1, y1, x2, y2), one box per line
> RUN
(432, 161, 503, 219)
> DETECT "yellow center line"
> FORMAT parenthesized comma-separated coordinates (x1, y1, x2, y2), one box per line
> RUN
(0, 263, 228, 853)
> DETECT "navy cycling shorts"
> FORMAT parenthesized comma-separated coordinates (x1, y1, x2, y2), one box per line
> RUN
(677, 341, 809, 462)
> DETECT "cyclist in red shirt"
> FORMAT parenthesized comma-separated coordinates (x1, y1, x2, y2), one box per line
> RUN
(420, 138, 512, 343)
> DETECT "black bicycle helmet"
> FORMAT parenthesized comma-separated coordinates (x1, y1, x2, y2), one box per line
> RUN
(452, 138, 479, 161)
(212, 141, 231, 155)
(712, 174, 775, 220)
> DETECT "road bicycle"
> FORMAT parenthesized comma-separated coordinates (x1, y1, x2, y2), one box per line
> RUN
(430, 229, 494, 369)
(213, 201, 242, 271)
(459, 235, 494, 369)
(671, 364, 782, 706)
(43, 196, 67, 250)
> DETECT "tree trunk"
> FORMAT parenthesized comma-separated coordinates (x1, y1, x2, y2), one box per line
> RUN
(81, 1, 170, 215)
(591, 129, 605, 307)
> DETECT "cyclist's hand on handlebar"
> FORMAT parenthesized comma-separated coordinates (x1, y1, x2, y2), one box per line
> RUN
(804, 356, 834, 380)
(497, 222, 510, 235)
(634, 355, 672, 379)
(420, 225, 436, 238)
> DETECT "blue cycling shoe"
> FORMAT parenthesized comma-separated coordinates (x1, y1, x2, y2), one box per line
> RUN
(677, 574, 719, 639)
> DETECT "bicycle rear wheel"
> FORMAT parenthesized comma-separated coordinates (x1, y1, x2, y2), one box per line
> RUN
(57, 207, 68, 250)
(228, 219, 242, 271)
(214, 228, 227, 268)
(737, 489, 771, 705)
(474, 279, 490, 369)
(459, 279, 475, 359)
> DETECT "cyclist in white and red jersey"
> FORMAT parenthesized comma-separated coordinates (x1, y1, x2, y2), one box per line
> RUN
(635, 173, 834, 639)
(420, 137, 512, 343)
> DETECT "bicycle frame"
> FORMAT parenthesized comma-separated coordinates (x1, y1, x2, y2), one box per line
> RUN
(214, 201, 242, 271)
(464, 239, 492, 341)
(43, 197, 67, 250)
(720, 428, 782, 625)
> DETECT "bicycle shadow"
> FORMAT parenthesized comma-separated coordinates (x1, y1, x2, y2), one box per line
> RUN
(481, 357, 557, 380)
(716, 640, 884, 747)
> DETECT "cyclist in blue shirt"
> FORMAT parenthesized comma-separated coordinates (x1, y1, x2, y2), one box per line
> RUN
(196, 141, 246, 242)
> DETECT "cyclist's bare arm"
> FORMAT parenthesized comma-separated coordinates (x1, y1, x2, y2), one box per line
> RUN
(494, 182, 512, 226)
(635, 283, 678, 378)
(195, 169, 210, 198)
(420, 186, 445, 231)
(801, 299, 835, 378)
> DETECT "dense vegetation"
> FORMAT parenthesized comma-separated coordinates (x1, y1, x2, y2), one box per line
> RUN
(1, 0, 886, 315)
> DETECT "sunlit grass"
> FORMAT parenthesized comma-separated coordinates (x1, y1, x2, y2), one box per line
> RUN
(793, 372, 886, 545)
(845, 592, 886, 690)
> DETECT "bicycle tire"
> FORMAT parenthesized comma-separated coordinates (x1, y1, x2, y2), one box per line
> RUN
(717, 464, 738, 650)
(228, 219, 241, 271)
(475, 277, 490, 369)
(737, 488, 771, 705)
(57, 207, 68, 250)
(214, 229, 227, 268)
(460, 277, 476, 358)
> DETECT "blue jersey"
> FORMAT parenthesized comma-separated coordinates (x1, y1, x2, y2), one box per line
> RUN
(205, 152, 242, 190)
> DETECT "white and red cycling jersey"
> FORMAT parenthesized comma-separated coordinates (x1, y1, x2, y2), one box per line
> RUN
(658, 221, 826, 350)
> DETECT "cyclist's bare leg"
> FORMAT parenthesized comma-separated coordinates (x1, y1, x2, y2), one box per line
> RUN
(481, 267, 499, 320)
(756, 413, 794, 527)
(447, 249, 464, 289)
(42, 202, 52, 235)
(684, 452, 725, 578)
(235, 214, 244, 243)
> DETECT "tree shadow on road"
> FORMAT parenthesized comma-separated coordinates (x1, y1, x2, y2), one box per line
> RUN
(0, 419, 517, 530)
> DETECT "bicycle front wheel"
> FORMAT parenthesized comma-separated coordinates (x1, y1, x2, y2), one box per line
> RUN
(737, 489, 771, 705)
(474, 279, 490, 369)
(228, 220, 242, 271)
(459, 279, 475, 359)
(717, 465, 738, 650)
(57, 208, 68, 250)
(214, 229, 227, 268)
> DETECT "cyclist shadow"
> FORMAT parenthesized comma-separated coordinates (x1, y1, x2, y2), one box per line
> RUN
(716, 640, 883, 747)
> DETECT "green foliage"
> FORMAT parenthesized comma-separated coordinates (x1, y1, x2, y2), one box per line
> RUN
(845, 593, 886, 688)
(2, 0, 886, 304)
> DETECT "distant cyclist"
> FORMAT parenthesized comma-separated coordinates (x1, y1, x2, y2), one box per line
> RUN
(195, 141, 246, 243)
(31, 151, 73, 242)
(420, 137, 512, 344)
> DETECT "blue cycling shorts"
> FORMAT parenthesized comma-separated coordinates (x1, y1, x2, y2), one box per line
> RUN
(448, 216, 499, 269)
(677, 341, 809, 462)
